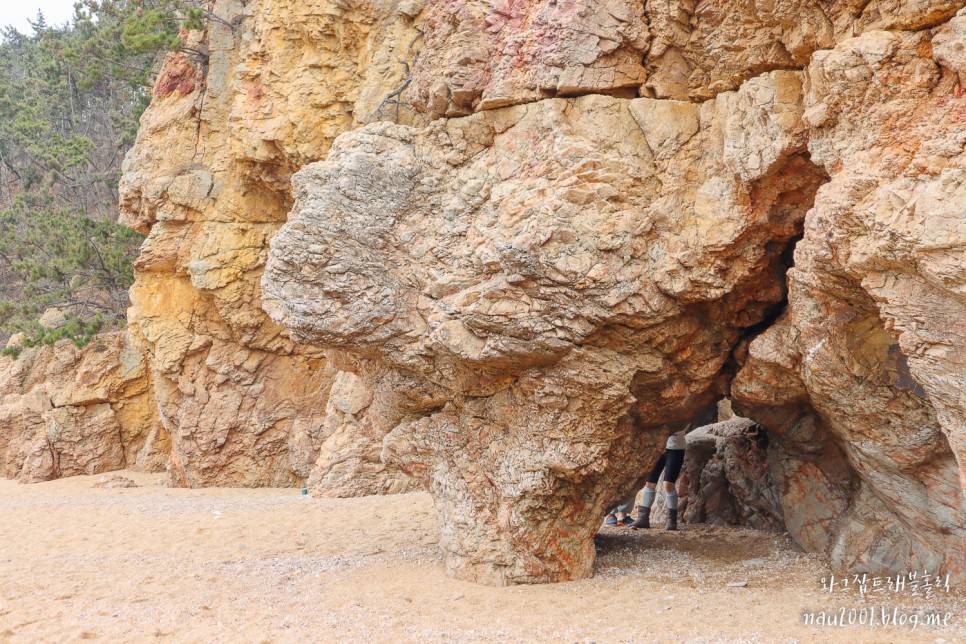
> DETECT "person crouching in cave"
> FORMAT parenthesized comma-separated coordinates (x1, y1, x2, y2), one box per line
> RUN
(628, 424, 689, 531)
(603, 490, 638, 526)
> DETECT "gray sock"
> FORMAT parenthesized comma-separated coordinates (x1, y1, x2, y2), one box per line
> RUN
(665, 490, 678, 510)
(641, 487, 656, 509)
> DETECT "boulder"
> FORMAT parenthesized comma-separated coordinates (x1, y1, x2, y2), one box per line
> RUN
(263, 77, 826, 583)
(94, 474, 139, 489)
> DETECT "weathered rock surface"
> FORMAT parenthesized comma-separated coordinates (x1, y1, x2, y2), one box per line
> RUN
(647, 417, 786, 532)
(409, 0, 650, 118)
(643, 0, 965, 101)
(94, 474, 140, 489)
(3, 0, 962, 589)
(407, 0, 966, 108)
(260, 4, 966, 584)
(305, 359, 417, 497)
(733, 28, 966, 578)
(262, 70, 826, 582)
(0, 333, 167, 483)
(117, 0, 423, 489)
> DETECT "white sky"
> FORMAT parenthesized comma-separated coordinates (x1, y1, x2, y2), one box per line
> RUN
(0, 0, 78, 34)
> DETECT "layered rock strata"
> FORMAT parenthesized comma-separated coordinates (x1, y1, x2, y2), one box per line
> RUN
(642, 0, 965, 100)
(409, 0, 650, 117)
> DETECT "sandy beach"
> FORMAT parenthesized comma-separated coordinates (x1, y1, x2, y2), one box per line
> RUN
(0, 471, 962, 643)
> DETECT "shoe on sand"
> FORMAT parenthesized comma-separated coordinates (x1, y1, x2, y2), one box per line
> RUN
(666, 508, 678, 531)
(629, 506, 651, 529)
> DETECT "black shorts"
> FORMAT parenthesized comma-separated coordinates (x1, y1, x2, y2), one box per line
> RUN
(646, 448, 685, 484)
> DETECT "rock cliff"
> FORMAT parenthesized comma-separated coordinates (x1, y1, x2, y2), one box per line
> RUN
(260, 1, 966, 583)
(733, 27, 966, 579)
(117, 0, 423, 491)
(261, 79, 822, 583)
(1, 0, 964, 586)
(0, 332, 167, 482)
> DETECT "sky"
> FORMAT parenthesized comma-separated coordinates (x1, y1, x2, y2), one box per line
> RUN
(0, 0, 78, 35)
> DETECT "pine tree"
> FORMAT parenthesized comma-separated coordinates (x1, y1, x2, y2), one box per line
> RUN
(0, 0, 211, 353)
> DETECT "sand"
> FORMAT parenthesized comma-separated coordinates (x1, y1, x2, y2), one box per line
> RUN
(0, 471, 962, 643)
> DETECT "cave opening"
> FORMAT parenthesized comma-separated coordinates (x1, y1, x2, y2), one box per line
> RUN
(594, 151, 831, 558)
(600, 398, 787, 535)
(590, 394, 811, 582)
(627, 153, 828, 533)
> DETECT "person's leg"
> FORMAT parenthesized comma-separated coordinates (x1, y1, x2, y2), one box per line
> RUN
(614, 488, 637, 521)
(663, 480, 678, 518)
(630, 453, 666, 529)
(605, 487, 639, 524)
(662, 449, 685, 530)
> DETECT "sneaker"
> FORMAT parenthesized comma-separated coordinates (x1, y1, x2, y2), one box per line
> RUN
(604, 514, 618, 526)
(617, 515, 634, 526)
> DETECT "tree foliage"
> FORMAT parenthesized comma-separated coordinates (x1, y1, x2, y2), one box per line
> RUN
(0, 1, 209, 351)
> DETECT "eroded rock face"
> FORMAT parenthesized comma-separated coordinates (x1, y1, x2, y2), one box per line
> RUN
(643, 0, 965, 101)
(118, 0, 423, 489)
(262, 74, 826, 582)
(733, 28, 966, 578)
(259, 2, 966, 583)
(659, 418, 785, 532)
(4, 0, 956, 586)
(305, 358, 417, 497)
(409, 0, 966, 109)
(0, 333, 167, 483)
(409, 0, 650, 118)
